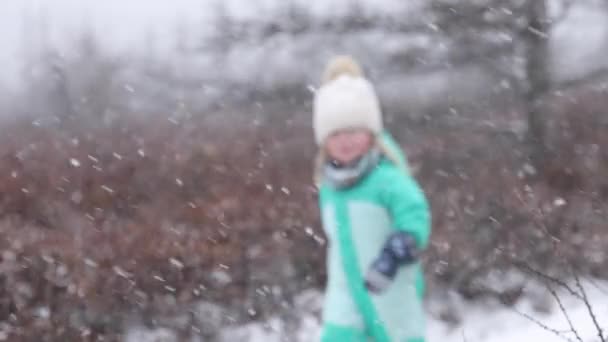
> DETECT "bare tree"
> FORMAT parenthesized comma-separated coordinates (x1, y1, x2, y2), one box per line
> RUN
(426, 0, 607, 169)
(521, 0, 551, 168)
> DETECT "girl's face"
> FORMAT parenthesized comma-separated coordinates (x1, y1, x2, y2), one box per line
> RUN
(325, 130, 374, 164)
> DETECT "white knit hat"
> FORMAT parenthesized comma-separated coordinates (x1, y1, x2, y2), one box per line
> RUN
(313, 56, 383, 145)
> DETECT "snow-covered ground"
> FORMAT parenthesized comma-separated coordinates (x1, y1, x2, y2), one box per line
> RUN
(426, 281, 608, 342)
(125, 278, 608, 341)
(213, 279, 608, 342)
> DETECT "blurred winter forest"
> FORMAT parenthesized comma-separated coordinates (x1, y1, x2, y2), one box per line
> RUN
(1, 0, 608, 341)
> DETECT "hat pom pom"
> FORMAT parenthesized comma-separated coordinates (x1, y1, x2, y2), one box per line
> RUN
(322, 55, 364, 84)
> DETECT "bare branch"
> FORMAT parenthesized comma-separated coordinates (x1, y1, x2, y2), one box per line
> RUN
(510, 181, 607, 342)
(513, 261, 583, 300)
(512, 307, 576, 342)
(431, 0, 527, 34)
(545, 284, 584, 342)
(574, 274, 606, 342)
(512, 189, 563, 249)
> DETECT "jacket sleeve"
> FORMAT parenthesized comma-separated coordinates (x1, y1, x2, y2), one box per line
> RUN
(380, 167, 431, 249)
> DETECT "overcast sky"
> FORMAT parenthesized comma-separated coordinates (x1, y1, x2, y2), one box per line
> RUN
(1, 1, 216, 85)
(0, 0, 420, 89)
(1, 0, 607, 90)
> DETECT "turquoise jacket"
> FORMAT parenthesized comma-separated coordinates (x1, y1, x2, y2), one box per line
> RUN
(319, 133, 431, 342)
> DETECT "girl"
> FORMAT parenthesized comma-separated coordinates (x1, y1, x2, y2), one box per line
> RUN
(313, 56, 431, 342)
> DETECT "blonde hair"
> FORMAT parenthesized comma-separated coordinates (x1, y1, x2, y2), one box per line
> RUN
(314, 135, 407, 186)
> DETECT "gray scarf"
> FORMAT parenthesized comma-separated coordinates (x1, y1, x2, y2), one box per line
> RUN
(323, 149, 381, 189)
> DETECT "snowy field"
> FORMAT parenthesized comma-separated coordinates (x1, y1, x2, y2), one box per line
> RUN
(426, 281, 608, 342)
(126, 278, 608, 342)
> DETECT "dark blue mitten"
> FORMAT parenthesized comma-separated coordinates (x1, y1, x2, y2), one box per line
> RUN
(364, 231, 418, 294)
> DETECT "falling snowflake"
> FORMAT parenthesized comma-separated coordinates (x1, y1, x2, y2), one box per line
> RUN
(313, 236, 326, 246)
(113, 266, 131, 279)
(554, 198, 567, 207)
(169, 258, 184, 269)
(34, 307, 50, 319)
(522, 163, 537, 176)
(101, 185, 115, 194)
(84, 259, 99, 268)
(42, 255, 54, 264)
(255, 288, 267, 297)
(427, 23, 440, 31)
(69, 158, 81, 167)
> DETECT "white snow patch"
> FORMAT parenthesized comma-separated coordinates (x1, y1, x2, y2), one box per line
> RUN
(217, 279, 608, 342)
(427, 280, 608, 342)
